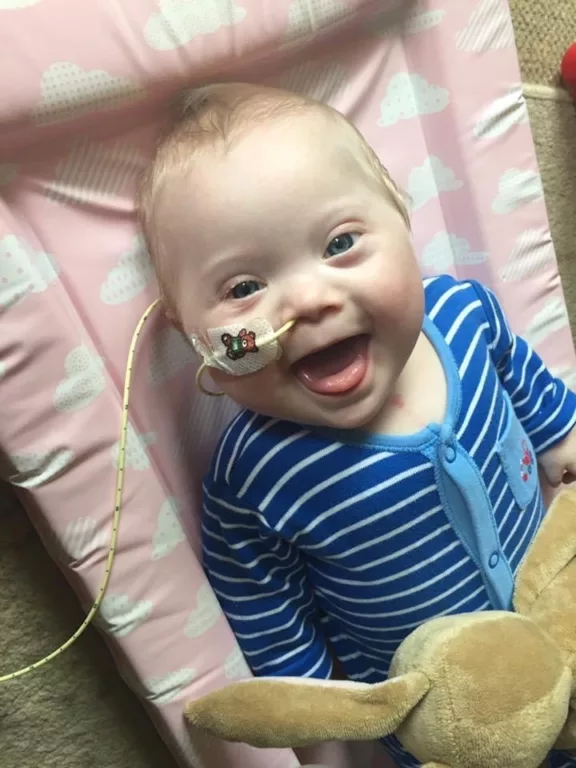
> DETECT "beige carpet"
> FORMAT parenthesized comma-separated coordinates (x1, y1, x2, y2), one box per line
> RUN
(1, 3, 576, 768)
(0, 481, 176, 768)
(510, 0, 576, 340)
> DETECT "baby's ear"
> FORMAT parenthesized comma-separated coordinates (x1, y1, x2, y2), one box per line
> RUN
(161, 301, 183, 331)
(185, 673, 429, 749)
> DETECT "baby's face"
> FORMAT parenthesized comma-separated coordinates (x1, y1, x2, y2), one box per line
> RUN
(155, 114, 424, 430)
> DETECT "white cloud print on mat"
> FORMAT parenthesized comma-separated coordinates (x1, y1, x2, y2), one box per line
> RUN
(422, 232, 488, 272)
(370, 8, 444, 37)
(8, 448, 74, 489)
(146, 668, 197, 705)
(185, 583, 223, 638)
(474, 86, 528, 139)
(408, 156, 463, 210)
(148, 326, 195, 386)
(99, 594, 153, 637)
(378, 73, 450, 127)
(33, 63, 144, 125)
(275, 59, 347, 105)
(225, 646, 250, 679)
(111, 425, 156, 471)
(145, 0, 247, 50)
(100, 236, 154, 305)
(0, 0, 43, 7)
(151, 497, 186, 560)
(456, 0, 514, 51)
(406, 9, 446, 35)
(62, 516, 108, 560)
(286, 0, 350, 41)
(523, 298, 569, 349)
(492, 168, 544, 214)
(54, 345, 106, 412)
(0, 234, 58, 310)
(46, 141, 146, 207)
(499, 230, 554, 283)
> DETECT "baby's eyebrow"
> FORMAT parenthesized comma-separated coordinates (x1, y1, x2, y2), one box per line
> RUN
(313, 197, 367, 225)
(199, 250, 254, 282)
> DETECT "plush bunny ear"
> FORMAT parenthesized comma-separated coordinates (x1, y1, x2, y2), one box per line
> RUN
(185, 673, 430, 748)
(421, 763, 451, 767)
(515, 488, 576, 614)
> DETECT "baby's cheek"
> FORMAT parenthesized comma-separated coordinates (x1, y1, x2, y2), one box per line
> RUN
(365, 242, 420, 300)
(209, 367, 279, 410)
(371, 276, 423, 328)
(207, 369, 245, 398)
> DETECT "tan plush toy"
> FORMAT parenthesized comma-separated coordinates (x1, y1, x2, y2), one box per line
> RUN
(185, 489, 576, 768)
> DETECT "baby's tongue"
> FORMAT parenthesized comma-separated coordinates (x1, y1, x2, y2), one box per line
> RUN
(293, 335, 369, 395)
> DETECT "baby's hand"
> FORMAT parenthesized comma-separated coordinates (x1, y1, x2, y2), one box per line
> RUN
(538, 426, 576, 487)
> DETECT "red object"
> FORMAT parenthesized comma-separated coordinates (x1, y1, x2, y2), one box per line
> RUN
(561, 42, 576, 97)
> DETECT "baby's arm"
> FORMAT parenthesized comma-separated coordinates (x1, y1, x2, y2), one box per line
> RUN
(202, 482, 332, 680)
(202, 485, 383, 762)
(470, 281, 576, 484)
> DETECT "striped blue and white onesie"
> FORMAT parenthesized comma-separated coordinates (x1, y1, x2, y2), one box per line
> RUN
(202, 275, 576, 768)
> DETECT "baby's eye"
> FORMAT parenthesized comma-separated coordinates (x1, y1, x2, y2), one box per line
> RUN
(324, 232, 360, 258)
(227, 279, 264, 300)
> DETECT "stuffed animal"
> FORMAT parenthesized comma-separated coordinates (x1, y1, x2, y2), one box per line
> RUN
(185, 489, 576, 768)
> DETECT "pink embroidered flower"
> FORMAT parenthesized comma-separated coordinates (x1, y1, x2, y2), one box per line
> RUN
(520, 439, 534, 482)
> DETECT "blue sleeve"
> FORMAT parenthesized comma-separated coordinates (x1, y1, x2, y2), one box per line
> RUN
(202, 481, 333, 679)
(470, 281, 576, 454)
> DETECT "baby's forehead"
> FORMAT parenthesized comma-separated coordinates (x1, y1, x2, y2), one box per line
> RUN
(249, 108, 360, 156)
(204, 107, 351, 162)
(154, 119, 363, 258)
(160, 111, 362, 206)
(203, 112, 365, 192)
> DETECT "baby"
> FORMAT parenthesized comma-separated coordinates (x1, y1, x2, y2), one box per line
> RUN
(140, 83, 576, 768)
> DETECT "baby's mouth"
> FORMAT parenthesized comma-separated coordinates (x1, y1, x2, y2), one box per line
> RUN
(292, 334, 370, 396)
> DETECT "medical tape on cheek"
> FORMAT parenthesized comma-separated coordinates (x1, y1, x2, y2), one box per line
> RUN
(190, 318, 295, 395)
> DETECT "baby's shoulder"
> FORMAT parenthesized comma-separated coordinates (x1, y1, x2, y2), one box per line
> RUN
(206, 411, 312, 493)
(423, 274, 480, 313)
(423, 275, 491, 335)
(205, 412, 377, 513)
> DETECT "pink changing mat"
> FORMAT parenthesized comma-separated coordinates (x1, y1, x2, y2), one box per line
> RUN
(0, 1, 574, 767)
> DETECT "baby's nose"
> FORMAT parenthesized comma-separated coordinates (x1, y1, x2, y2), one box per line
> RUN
(281, 277, 344, 324)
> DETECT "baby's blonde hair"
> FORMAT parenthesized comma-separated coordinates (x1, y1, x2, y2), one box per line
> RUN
(138, 82, 410, 323)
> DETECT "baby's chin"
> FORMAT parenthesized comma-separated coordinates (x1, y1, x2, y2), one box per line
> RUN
(214, 389, 384, 433)
(300, 403, 387, 433)
(208, 359, 397, 431)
